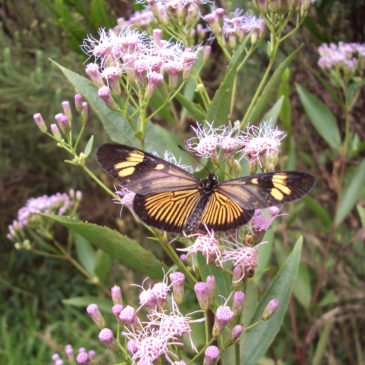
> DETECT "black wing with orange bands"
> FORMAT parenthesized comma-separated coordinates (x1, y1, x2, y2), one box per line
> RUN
(133, 189, 201, 232)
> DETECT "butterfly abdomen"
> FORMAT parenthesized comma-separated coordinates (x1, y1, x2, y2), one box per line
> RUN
(184, 194, 210, 233)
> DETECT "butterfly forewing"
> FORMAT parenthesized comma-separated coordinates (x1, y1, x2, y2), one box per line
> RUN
(217, 171, 316, 210)
(96, 143, 199, 194)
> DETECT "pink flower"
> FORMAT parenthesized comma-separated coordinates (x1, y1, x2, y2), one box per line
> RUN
(178, 228, 222, 267)
(240, 121, 286, 169)
(114, 185, 136, 212)
(212, 305, 234, 336)
(186, 122, 221, 158)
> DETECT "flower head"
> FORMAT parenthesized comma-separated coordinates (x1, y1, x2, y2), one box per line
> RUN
(203, 345, 220, 365)
(240, 121, 287, 170)
(186, 122, 222, 158)
(114, 185, 136, 212)
(178, 228, 222, 268)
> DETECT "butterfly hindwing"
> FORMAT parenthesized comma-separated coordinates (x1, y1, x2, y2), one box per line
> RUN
(133, 189, 201, 232)
(217, 171, 316, 210)
(199, 191, 254, 231)
(96, 143, 199, 194)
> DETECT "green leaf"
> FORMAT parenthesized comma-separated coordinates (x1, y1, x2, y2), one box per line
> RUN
(357, 205, 365, 228)
(254, 229, 273, 283)
(347, 79, 365, 104)
(312, 319, 334, 365)
(42, 214, 165, 279)
(317, 290, 338, 308)
(262, 96, 284, 123)
(293, 262, 311, 310)
(248, 45, 303, 123)
(94, 249, 111, 283)
(336, 159, 365, 226)
(84, 134, 94, 157)
(181, 69, 199, 121)
(311, 67, 342, 106)
(175, 93, 206, 122)
(296, 83, 341, 150)
(74, 232, 96, 276)
(149, 92, 173, 122)
(53, 61, 139, 146)
(196, 254, 231, 300)
(304, 196, 332, 227)
(62, 296, 112, 313)
(242, 236, 303, 365)
(207, 35, 250, 123)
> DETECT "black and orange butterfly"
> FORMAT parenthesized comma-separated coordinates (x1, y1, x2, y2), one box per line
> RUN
(96, 143, 316, 233)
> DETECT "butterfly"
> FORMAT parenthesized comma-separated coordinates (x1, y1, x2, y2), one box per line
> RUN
(96, 143, 316, 233)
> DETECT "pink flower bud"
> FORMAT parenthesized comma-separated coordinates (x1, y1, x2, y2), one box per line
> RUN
(86, 303, 106, 329)
(98, 328, 119, 352)
(98, 86, 116, 109)
(127, 339, 138, 355)
(170, 272, 185, 305)
(85, 63, 104, 88)
(111, 285, 123, 305)
(74, 94, 83, 112)
(203, 345, 220, 365)
(194, 282, 210, 310)
(231, 324, 243, 342)
(50, 123, 62, 140)
(232, 291, 245, 316)
(112, 304, 123, 319)
(213, 305, 234, 337)
(54, 113, 70, 134)
(61, 101, 72, 121)
(33, 113, 47, 133)
(76, 351, 90, 364)
(262, 299, 278, 320)
(206, 275, 216, 305)
(119, 305, 137, 326)
(81, 102, 88, 122)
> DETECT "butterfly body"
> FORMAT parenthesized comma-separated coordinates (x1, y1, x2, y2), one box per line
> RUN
(96, 143, 316, 233)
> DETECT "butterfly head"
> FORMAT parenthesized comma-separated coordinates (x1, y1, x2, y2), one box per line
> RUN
(201, 173, 218, 195)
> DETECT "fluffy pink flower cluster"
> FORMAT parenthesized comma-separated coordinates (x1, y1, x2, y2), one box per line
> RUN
(186, 121, 286, 169)
(318, 42, 365, 71)
(87, 274, 204, 364)
(7, 189, 82, 249)
(82, 26, 201, 101)
(204, 8, 265, 47)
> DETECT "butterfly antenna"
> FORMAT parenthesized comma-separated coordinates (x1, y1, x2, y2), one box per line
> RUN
(177, 145, 210, 173)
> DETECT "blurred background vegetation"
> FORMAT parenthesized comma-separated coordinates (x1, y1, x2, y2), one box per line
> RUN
(0, 0, 364, 364)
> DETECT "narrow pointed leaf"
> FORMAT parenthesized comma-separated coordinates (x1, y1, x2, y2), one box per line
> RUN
(336, 159, 365, 226)
(242, 237, 303, 365)
(296, 83, 341, 150)
(41, 214, 164, 279)
(207, 35, 250, 122)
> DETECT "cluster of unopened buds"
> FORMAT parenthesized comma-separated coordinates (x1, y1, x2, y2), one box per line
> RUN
(252, 0, 315, 16)
(7, 189, 82, 250)
(33, 94, 88, 142)
(203, 8, 266, 48)
(185, 120, 286, 173)
(317, 41, 365, 77)
(82, 26, 204, 107)
(52, 345, 95, 365)
(81, 274, 278, 364)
